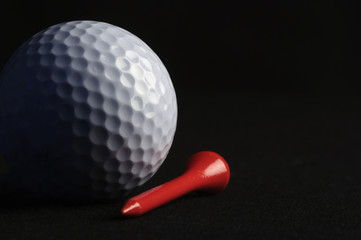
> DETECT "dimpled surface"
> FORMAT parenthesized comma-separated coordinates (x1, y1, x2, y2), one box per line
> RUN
(0, 21, 177, 200)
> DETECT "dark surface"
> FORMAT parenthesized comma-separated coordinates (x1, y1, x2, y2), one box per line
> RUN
(1, 94, 361, 240)
(1, 0, 361, 239)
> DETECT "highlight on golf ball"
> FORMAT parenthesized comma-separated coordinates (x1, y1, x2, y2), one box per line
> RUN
(0, 20, 177, 200)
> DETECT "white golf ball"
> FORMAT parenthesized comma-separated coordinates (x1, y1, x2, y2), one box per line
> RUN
(0, 21, 177, 200)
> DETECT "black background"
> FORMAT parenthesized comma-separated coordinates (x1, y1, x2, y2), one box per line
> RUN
(1, 0, 361, 239)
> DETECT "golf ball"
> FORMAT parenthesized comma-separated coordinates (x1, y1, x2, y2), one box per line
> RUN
(0, 21, 177, 200)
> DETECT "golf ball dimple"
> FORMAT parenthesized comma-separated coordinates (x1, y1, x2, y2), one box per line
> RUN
(0, 21, 177, 200)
